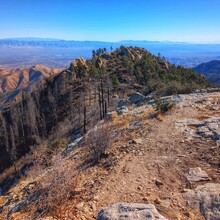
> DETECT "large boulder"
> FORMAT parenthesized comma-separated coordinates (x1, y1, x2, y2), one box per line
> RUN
(96, 203, 168, 220)
(62, 137, 83, 156)
(129, 93, 146, 105)
(183, 183, 220, 220)
(117, 99, 131, 108)
(186, 167, 210, 182)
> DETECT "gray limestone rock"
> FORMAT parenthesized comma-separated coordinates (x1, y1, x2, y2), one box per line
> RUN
(183, 183, 220, 220)
(96, 203, 168, 220)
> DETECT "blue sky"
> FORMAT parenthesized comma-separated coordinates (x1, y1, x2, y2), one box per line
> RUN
(0, 0, 220, 42)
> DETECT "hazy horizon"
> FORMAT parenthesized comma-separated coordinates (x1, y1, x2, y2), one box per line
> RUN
(1, 37, 220, 44)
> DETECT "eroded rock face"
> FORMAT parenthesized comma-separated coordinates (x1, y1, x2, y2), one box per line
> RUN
(183, 183, 220, 220)
(96, 203, 168, 220)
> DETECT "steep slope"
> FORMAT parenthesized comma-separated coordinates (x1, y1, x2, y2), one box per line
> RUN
(194, 60, 220, 84)
(0, 46, 210, 172)
(0, 65, 61, 109)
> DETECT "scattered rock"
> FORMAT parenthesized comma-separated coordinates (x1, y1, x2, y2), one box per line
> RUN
(96, 203, 168, 220)
(186, 167, 210, 182)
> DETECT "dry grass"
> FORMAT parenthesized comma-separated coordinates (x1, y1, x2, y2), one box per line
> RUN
(156, 113, 164, 122)
(26, 152, 78, 219)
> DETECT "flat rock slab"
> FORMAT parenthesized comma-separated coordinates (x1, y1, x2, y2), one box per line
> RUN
(183, 183, 220, 220)
(96, 203, 168, 220)
(176, 117, 220, 141)
(186, 167, 210, 182)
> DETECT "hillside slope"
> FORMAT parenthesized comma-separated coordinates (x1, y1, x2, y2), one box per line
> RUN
(0, 46, 210, 172)
(0, 65, 61, 109)
(194, 60, 220, 84)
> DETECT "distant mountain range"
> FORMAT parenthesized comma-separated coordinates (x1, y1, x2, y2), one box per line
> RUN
(0, 37, 220, 48)
(194, 60, 220, 84)
(0, 37, 220, 68)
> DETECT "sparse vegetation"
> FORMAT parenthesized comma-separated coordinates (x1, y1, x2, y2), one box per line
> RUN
(25, 146, 78, 219)
(85, 123, 115, 164)
(154, 96, 174, 114)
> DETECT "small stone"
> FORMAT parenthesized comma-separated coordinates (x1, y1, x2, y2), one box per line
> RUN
(155, 180, 164, 187)
(92, 204, 96, 212)
(76, 202, 84, 210)
(154, 197, 162, 204)
(132, 139, 143, 144)
(142, 197, 149, 202)
(184, 211, 194, 218)
(181, 188, 190, 193)
(137, 186, 143, 191)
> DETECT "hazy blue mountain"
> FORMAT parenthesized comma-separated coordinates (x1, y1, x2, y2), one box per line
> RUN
(0, 38, 220, 68)
(194, 60, 220, 84)
(1, 37, 63, 41)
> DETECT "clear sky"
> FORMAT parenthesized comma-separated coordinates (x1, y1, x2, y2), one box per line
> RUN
(0, 0, 220, 42)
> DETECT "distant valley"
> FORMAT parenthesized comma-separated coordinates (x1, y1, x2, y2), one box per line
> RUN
(0, 38, 220, 68)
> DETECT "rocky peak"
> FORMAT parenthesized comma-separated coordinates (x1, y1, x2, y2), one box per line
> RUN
(69, 57, 87, 71)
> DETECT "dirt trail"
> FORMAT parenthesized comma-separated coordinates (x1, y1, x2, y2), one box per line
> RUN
(76, 92, 220, 220)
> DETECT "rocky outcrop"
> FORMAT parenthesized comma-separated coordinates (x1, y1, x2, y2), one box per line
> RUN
(69, 58, 87, 71)
(96, 203, 168, 220)
(183, 183, 220, 220)
(95, 57, 104, 68)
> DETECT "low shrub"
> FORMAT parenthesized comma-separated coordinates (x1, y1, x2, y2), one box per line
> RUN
(84, 123, 114, 164)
